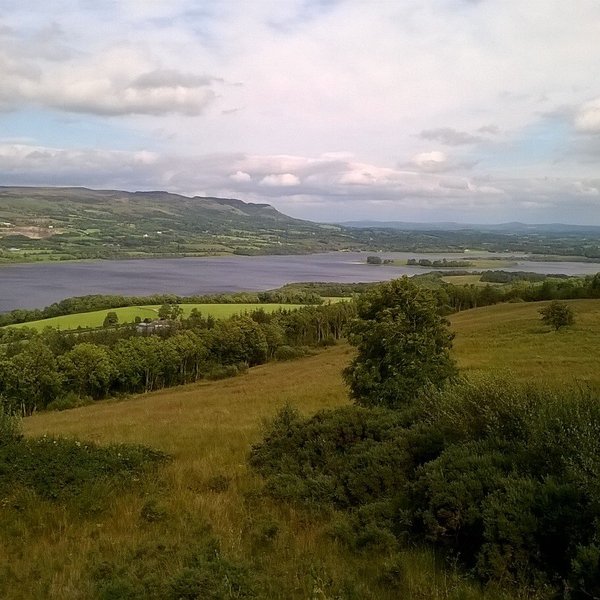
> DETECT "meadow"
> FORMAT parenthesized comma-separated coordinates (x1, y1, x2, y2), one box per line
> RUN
(10, 303, 304, 331)
(3, 299, 599, 599)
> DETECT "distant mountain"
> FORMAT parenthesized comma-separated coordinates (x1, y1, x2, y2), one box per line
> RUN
(0, 186, 351, 261)
(340, 220, 600, 234)
(2, 186, 600, 264)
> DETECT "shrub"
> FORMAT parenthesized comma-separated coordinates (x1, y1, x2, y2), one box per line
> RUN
(274, 345, 308, 360)
(0, 436, 168, 500)
(250, 381, 600, 597)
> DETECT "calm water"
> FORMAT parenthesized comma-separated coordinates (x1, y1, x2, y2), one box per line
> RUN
(1, 252, 600, 312)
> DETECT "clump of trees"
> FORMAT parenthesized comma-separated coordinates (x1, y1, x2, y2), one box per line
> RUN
(407, 258, 472, 267)
(0, 302, 356, 415)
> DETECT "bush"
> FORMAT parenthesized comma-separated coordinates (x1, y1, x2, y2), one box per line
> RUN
(0, 435, 168, 500)
(46, 392, 93, 411)
(274, 345, 308, 360)
(250, 381, 600, 597)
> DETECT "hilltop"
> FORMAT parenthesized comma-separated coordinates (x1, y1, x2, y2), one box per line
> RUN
(0, 186, 357, 261)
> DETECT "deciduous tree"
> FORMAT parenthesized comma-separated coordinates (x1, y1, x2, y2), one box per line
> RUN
(344, 277, 456, 409)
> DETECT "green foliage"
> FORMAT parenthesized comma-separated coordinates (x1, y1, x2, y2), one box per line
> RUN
(273, 345, 309, 361)
(251, 380, 600, 597)
(0, 404, 22, 445)
(103, 311, 119, 327)
(58, 342, 115, 398)
(0, 338, 63, 414)
(344, 277, 456, 409)
(538, 300, 575, 330)
(91, 538, 255, 600)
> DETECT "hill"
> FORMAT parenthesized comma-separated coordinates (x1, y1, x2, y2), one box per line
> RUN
(5, 299, 598, 599)
(3, 186, 600, 264)
(0, 186, 356, 261)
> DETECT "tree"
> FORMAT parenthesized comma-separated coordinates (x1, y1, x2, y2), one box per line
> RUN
(103, 311, 119, 327)
(0, 340, 63, 414)
(539, 300, 575, 331)
(58, 343, 115, 398)
(158, 303, 172, 320)
(344, 277, 457, 409)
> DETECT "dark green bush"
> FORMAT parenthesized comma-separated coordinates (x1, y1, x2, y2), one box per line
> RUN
(250, 380, 600, 597)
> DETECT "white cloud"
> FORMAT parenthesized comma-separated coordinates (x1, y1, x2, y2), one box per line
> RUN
(575, 98, 600, 133)
(1, 1, 600, 222)
(411, 151, 449, 172)
(0, 31, 219, 116)
(230, 170, 251, 182)
(260, 173, 300, 186)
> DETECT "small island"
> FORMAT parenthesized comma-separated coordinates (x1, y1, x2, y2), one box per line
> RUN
(406, 257, 473, 268)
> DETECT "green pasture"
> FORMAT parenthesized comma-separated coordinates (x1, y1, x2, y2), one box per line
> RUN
(450, 298, 600, 386)
(9, 303, 304, 331)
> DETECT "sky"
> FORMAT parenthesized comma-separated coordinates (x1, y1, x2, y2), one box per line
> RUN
(1, 0, 600, 224)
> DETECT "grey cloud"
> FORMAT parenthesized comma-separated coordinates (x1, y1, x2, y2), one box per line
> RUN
(477, 124, 499, 135)
(419, 127, 484, 145)
(132, 69, 215, 89)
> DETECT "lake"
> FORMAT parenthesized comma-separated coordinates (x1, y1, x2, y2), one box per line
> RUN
(1, 251, 600, 312)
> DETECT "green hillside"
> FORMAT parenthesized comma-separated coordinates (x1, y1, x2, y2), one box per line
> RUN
(0, 186, 355, 261)
(3, 299, 596, 599)
(450, 298, 600, 385)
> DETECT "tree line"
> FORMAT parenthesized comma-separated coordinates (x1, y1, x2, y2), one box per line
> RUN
(0, 289, 325, 327)
(0, 302, 355, 415)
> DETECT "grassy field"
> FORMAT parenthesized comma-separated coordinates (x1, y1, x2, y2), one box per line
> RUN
(450, 298, 600, 386)
(9, 303, 304, 331)
(6, 299, 600, 598)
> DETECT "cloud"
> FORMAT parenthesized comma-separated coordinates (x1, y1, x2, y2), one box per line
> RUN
(260, 173, 301, 186)
(230, 170, 251, 182)
(0, 27, 219, 116)
(575, 97, 600, 134)
(419, 127, 484, 145)
(477, 124, 500, 135)
(2, 1, 600, 223)
(1, 143, 599, 222)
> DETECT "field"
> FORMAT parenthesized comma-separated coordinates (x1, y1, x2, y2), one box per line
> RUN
(9, 303, 304, 331)
(450, 298, 600, 386)
(4, 299, 600, 599)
